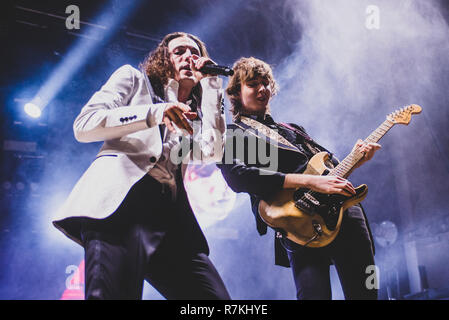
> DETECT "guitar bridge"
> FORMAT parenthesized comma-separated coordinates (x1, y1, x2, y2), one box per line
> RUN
(294, 192, 321, 216)
(294, 199, 314, 215)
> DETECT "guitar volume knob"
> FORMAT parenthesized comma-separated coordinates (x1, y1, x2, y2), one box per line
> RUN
(312, 221, 323, 235)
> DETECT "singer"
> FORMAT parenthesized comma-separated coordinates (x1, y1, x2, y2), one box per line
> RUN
(53, 32, 230, 300)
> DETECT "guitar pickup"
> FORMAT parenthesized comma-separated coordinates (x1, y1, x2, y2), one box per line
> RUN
(304, 193, 320, 206)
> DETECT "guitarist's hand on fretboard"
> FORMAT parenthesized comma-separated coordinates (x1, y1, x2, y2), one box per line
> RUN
(352, 139, 382, 169)
(284, 174, 356, 197)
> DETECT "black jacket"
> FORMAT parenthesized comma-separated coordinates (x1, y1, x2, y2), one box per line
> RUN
(217, 116, 373, 267)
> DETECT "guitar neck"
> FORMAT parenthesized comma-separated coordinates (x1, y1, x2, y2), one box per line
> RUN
(329, 119, 394, 178)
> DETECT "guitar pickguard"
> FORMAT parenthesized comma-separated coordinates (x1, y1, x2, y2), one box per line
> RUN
(293, 189, 345, 230)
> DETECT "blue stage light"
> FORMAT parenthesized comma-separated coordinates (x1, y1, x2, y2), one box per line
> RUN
(24, 1, 142, 121)
(24, 102, 42, 118)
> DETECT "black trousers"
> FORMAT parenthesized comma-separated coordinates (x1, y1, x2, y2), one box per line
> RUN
(80, 175, 230, 300)
(282, 205, 378, 300)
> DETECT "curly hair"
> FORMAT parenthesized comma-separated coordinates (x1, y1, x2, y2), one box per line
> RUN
(226, 57, 279, 122)
(139, 32, 209, 99)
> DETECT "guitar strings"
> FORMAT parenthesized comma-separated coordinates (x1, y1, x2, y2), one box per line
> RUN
(294, 108, 415, 216)
(296, 119, 395, 206)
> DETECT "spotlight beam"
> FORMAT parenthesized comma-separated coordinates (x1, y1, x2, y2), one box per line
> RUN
(27, 1, 143, 115)
(15, 5, 108, 30)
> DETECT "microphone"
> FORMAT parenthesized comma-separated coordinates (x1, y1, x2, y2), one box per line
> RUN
(200, 64, 234, 76)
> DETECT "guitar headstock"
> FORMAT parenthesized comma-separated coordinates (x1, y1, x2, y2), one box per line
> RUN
(387, 104, 422, 125)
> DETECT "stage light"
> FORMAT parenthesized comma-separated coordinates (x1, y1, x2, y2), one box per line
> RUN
(24, 102, 42, 118)
(14, 2, 143, 122)
(28, 1, 142, 119)
(373, 220, 398, 247)
(16, 182, 25, 191)
(2, 181, 12, 190)
(30, 182, 39, 192)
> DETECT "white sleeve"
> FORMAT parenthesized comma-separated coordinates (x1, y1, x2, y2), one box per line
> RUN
(73, 64, 167, 143)
(189, 76, 226, 163)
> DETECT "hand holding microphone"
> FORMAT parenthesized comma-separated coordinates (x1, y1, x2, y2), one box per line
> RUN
(163, 103, 197, 135)
(190, 56, 234, 79)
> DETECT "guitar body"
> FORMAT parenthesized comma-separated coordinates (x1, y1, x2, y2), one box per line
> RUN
(258, 152, 368, 248)
(258, 104, 422, 248)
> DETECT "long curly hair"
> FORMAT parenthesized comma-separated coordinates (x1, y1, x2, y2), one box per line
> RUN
(226, 57, 279, 122)
(139, 32, 209, 100)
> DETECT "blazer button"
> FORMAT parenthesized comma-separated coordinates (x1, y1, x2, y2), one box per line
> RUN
(149, 156, 157, 163)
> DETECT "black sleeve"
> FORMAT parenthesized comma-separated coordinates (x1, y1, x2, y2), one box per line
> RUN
(216, 124, 287, 198)
(217, 159, 285, 198)
(216, 124, 286, 200)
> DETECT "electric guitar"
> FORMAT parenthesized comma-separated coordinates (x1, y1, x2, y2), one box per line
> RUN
(258, 104, 422, 248)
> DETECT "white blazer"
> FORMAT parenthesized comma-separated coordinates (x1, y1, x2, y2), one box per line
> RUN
(53, 64, 226, 243)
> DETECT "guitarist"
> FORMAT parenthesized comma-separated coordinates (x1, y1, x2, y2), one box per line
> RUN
(217, 57, 381, 300)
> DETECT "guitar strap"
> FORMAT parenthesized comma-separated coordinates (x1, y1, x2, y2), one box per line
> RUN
(237, 116, 304, 154)
(279, 122, 322, 156)
(280, 122, 341, 166)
